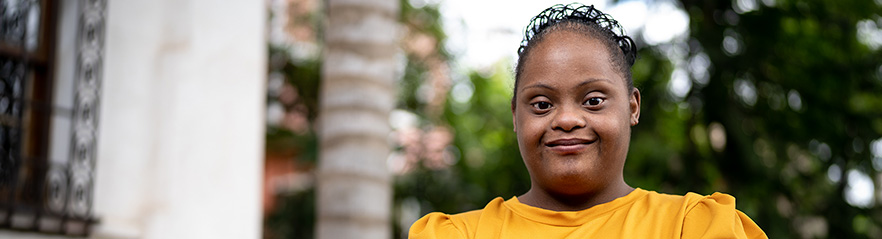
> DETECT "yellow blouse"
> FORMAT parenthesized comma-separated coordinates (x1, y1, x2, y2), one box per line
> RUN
(409, 188, 767, 239)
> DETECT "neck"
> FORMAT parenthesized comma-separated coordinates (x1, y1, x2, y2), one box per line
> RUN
(518, 181, 634, 211)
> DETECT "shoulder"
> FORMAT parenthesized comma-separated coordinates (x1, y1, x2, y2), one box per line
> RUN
(408, 198, 506, 239)
(408, 212, 469, 239)
(680, 192, 768, 239)
(629, 189, 701, 214)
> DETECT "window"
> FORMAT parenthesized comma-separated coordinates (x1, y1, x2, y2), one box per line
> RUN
(0, 0, 104, 236)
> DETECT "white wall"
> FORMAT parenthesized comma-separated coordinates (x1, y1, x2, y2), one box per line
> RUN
(91, 0, 266, 239)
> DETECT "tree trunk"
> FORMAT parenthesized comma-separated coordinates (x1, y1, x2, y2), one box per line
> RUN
(316, 0, 399, 238)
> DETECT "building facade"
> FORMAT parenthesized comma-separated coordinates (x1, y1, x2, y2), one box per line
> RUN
(0, 0, 266, 238)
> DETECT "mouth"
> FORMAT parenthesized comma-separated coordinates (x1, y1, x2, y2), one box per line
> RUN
(545, 138, 595, 154)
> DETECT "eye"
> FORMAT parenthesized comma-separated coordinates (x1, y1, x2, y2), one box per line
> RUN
(530, 101, 553, 111)
(584, 97, 604, 106)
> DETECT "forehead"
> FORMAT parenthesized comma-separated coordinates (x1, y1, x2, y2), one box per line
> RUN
(518, 30, 625, 90)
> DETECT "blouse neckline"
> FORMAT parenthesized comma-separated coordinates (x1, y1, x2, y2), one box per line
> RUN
(503, 188, 650, 227)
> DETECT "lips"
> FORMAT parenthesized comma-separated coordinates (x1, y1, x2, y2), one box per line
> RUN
(545, 138, 594, 154)
(546, 138, 593, 146)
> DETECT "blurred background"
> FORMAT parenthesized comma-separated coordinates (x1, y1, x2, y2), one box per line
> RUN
(0, 0, 880, 238)
(264, 0, 882, 238)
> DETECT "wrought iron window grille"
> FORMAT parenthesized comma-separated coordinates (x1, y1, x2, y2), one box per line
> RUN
(0, 0, 104, 236)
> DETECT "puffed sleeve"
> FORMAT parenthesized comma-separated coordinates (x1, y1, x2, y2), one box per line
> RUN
(681, 192, 768, 239)
(409, 212, 467, 239)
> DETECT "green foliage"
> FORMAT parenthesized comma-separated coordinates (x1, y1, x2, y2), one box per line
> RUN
(398, 54, 430, 112)
(393, 64, 530, 238)
(285, 60, 322, 121)
(399, 0, 449, 59)
(265, 45, 321, 161)
(266, 126, 318, 163)
(441, 65, 530, 205)
(264, 189, 316, 239)
(397, 0, 450, 115)
(660, 0, 882, 238)
(264, 18, 323, 239)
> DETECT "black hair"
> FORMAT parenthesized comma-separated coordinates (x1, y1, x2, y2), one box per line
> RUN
(513, 3, 638, 106)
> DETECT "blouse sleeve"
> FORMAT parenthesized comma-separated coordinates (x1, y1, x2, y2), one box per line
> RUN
(681, 192, 768, 239)
(409, 212, 467, 239)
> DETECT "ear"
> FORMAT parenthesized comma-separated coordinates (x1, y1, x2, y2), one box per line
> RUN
(629, 88, 641, 126)
(512, 103, 518, 132)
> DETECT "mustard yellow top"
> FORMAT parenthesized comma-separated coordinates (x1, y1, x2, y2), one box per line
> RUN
(409, 188, 767, 239)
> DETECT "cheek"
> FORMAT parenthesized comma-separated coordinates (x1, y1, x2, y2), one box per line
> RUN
(596, 106, 633, 141)
(599, 108, 634, 152)
(515, 113, 546, 147)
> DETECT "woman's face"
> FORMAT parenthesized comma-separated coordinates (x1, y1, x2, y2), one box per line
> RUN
(513, 30, 640, 196)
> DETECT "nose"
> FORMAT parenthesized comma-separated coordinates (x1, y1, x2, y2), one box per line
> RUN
(551, 104, 586, 132)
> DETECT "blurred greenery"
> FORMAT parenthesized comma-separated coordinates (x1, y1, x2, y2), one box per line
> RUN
(392, 64, 531, 239)
(263, 13, 322, 239)
(265, 188, 316, 239)
(265, 0, 882, 238)
(667, 0, 882, 238)
(264, 45, 321, 239)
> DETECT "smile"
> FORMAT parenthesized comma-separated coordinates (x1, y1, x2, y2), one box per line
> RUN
(545, 138, 594, 154)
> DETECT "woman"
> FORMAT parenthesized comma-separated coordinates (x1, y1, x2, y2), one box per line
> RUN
(409, 3, 767, 238)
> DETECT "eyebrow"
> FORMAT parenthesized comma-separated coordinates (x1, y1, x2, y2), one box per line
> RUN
(520, 78, 613, 93)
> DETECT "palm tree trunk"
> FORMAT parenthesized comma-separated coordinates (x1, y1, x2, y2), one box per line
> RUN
(316, 0, 399, 238)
